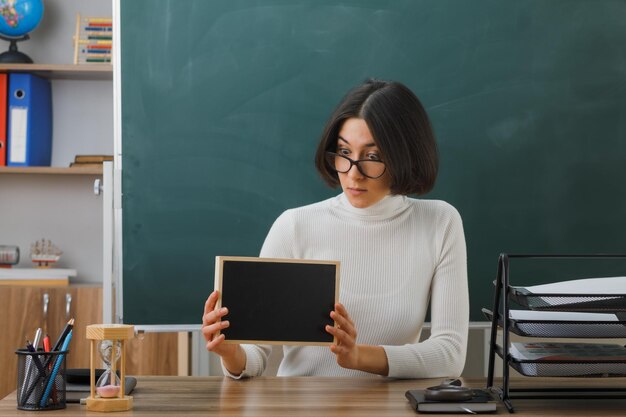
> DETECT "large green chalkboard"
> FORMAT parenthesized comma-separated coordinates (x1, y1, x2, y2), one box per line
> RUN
(121, 0, 626, 325)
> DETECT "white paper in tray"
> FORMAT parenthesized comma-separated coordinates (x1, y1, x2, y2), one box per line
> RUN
(509, 310, 620, 322)
(512, 276, 626, 309)
(508, 310, 626, 337)
(523, 276, 626, 294)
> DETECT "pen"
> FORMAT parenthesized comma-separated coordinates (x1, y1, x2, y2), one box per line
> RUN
(25, 341, 46, 375)
(51, 318, 74, 351)
(44, 318, 74, 369)
(33, 328, 43, 350)
(20, 328, 42, 400)
(39, 330, 73, 407)
(20, 333, 56, 406)
(19, 338, 45, 405)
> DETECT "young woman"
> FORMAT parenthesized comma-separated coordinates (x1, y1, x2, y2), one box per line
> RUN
(202, 79, 469, 378)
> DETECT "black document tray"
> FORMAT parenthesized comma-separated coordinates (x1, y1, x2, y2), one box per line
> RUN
(482, 308, 626, 338)
(509, 287, 626, 312)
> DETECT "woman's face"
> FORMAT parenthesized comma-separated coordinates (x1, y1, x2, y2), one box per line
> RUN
(335, 118, 392, 208)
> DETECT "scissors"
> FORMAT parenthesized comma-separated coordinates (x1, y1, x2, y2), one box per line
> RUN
(424, 378, 473, 402)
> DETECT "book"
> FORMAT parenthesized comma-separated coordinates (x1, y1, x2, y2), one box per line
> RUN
(0, 268, 76, 286)
(405, 389, 497, 413)
(69, 162, 105, 169)
(74, 154, 113, 163)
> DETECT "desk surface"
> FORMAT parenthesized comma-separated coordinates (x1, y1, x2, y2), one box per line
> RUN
(1, 376, 626, 416)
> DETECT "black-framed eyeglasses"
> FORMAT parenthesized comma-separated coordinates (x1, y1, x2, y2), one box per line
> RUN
(325, 152, 386, 179)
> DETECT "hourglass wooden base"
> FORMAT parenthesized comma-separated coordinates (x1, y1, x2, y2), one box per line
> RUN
(85, 396, 133, 412)
(86, 324, 135, 412)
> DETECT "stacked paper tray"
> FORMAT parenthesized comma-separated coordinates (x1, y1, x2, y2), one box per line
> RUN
(482, 308, 626, 338)
(509, 276, 626, 312)
(510, 288, 626, 312)
(509, 360, 626, 378)
(505, 342, 626, 378)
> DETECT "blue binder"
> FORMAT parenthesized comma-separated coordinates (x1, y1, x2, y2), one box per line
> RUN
(7, 73, 52, 166)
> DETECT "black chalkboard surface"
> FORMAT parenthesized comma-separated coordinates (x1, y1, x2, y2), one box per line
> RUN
(215, 257, 340, 344)
(120, 0, 626, 325)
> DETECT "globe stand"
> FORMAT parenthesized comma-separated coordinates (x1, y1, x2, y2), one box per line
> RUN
(0, 34, 33, 63)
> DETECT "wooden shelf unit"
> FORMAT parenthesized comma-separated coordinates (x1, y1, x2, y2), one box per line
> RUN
(0, 166, 103, 175)
(0, 63, 112, 80)
(0, 64, 111, 175)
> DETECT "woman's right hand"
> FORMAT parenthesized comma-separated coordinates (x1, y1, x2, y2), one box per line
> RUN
(202, 291, 245, 373)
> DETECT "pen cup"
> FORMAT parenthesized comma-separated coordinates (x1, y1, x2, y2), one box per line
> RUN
(16, 348, 68, 411)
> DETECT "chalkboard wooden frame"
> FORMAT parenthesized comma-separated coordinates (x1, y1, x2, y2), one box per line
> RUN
(214, 256, 340, 345)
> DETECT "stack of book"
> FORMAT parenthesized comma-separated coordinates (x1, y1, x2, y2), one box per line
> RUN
(0, 268, 77, 286)
(69, 154, 113, 169)
(405, 389, 497, 413)
(73, 14, 113, 64)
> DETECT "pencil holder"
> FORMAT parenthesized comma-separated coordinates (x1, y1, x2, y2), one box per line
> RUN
(15, 349, 68, 411)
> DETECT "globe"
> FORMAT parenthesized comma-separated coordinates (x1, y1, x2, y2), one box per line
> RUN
(0, 0, 44, 63)
(0, 0, 43, 37)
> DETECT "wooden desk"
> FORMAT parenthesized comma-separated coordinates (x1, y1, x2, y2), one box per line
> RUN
(1, 376, 625, 416)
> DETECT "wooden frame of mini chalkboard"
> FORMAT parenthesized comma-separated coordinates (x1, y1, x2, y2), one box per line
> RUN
(214, 256, 340, 345)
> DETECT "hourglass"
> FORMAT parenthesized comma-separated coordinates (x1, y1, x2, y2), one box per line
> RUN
(85, 324, 134, 412)
(96, 339, 122, 397)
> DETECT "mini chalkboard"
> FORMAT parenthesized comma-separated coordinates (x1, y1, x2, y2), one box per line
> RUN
(214, 256, 340, 345)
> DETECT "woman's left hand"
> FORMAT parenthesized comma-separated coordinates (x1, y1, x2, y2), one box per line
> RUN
(326, 303, 359, 370)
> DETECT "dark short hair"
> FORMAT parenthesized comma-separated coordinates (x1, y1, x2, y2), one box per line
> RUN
(314, 79, 438, 196)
